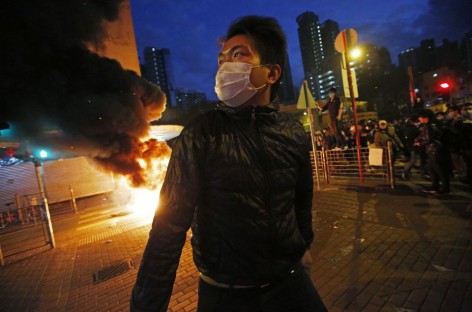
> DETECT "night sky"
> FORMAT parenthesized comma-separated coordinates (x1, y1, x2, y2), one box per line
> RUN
(130, 0, 471, 100)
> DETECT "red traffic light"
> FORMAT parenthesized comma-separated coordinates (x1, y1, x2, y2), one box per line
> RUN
(440, 82, 450, 89)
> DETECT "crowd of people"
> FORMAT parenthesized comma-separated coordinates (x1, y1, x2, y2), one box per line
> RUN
(314, 103, 472, 193)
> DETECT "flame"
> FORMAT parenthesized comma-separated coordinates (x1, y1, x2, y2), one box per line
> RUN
(124, 184, 161, 221)
(116, 136, 171, 223)
(108, 125, 182, 223)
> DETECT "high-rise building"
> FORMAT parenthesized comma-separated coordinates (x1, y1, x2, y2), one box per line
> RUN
(320, 19, 339, 58)
(318, 54, 342, 99)
(297, 12, 342, 99)
(398, 48, 418, 73)
(175, 88, 207, 111)
(143, 47, 175, 106)
(398, 39, 437, 75)
(297, 12, 323, 98)
(277, 54, 296, 103)
(318, 19, 341, 99)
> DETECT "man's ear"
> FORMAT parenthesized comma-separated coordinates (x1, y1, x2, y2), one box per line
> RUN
(267, 64, 282, 84)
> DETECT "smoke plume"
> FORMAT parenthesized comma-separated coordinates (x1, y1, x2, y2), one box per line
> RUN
(0, 0, 169, 188)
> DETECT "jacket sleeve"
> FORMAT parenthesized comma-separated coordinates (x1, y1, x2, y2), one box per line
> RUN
(294, 128, 315, 249)
(130, 128, 203, 312)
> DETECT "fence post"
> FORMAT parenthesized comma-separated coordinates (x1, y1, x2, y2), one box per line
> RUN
(69, 185, 78, 214)
(322, 148, 330, 184)
(15, 194, 25, 224)
(34, 160, 56, 248)
(387, 141, 395, 189)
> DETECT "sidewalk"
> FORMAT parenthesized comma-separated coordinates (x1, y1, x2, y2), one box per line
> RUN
(0, 178, 471, 312)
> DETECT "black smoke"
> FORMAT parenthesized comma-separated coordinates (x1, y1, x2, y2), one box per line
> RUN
(0, 0, 168, 186)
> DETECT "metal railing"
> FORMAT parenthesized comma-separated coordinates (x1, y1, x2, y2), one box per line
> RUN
(311, 141, 395, 188)
(0, 204, 49, 265)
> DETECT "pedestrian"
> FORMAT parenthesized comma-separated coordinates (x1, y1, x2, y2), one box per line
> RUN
(317, 87, 345, 149)
(455, 103, 472, 191)
(130, 15, 327, 312)
(401, 116, 422, 180)
(322, 127, 336, 150)
(416, 109, 451, 194)
(374, 120, 404, 162)
(444, 106, 465, 174)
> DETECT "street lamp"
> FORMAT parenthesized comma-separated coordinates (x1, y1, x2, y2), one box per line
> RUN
(350, 47, 362, 59)
(39, 149, 48, 159)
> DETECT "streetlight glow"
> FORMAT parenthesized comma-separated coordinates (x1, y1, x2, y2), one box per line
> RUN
(351, 48, 361, 59)
(39, 150, 48, 158)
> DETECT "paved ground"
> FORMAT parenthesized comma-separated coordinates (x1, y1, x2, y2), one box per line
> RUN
(0, 176, 471, 312)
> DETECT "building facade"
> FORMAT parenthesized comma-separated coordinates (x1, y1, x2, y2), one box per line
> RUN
(143, 47, 175, 107)
(175, 88, 207, 111)
(297, 12, 343, 100)
(297, 12, 324, 99)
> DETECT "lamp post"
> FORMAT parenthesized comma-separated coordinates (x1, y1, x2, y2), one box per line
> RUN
(335, 28, 364, 183)
(33, 159, 56, 248)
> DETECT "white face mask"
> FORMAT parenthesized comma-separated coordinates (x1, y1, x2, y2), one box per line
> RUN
(214, 62, 267, 107)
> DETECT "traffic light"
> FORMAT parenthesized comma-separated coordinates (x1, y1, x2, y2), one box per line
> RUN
(437, 81, 451, 102)
(439, 82, 450, 89)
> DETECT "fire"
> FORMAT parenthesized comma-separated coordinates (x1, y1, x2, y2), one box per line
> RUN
(108, 125, 182, 223)
(123, 139, 170, 221)
(124, 184, 162, 221)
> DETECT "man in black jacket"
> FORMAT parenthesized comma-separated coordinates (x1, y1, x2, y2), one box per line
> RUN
(416, 109, 450, 194)
(318, 87, 345, 149)
(130, 16, 327, 312)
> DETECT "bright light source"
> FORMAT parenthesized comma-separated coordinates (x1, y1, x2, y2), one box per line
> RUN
(351, 48, 361, 59)
(39, 150, 48, 158)
(440, 82, 450, 89)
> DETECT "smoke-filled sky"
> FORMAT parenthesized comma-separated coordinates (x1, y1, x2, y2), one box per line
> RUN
(131, 0, 472, 100)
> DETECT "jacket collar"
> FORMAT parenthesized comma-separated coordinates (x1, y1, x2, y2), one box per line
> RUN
(216, 102, 278, 117)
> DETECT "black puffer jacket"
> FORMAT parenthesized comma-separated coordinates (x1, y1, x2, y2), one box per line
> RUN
(131, 104, 314, 311)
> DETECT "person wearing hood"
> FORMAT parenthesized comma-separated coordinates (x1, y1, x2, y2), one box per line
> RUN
(131, 15, 327, 312)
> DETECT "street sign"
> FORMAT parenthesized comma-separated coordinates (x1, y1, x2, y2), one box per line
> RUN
(335, 28, 358, 53)
(296, 80, 318, 109)
(341, 65, 359, 98)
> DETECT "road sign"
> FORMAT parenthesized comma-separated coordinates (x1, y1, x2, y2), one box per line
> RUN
(296, 80, 318, 109)
(335, 28, 358, 53)
(341, 66, 359, 98)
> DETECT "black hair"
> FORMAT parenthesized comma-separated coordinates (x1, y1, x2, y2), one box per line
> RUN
(328, 87, 337, 92)
(225, 15, 287, 102)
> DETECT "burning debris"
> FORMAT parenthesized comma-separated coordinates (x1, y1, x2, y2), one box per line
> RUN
(0, 0, 171, 189)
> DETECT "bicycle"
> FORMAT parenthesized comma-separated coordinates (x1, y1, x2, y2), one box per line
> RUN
(0, 203, 17, 229)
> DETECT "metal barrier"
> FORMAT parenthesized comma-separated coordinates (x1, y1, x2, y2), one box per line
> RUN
(0, 205, 49, 264)
(0, 191, 115, 265)
(311, 141, 395, 189)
